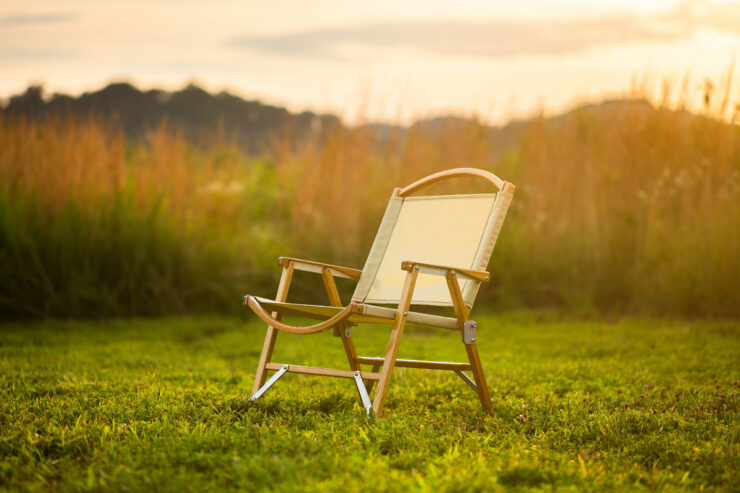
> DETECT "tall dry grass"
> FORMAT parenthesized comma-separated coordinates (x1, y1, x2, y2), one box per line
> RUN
(1, 78, 738, 319)
(0, 115, 284, 317)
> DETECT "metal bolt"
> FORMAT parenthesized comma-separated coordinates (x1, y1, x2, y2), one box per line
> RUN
(283, 365, 289, 370)
(451, 270, 456, 274)
(355, 371, 360, 376)
(415, 265, 419, 270)
(403, 311, 408, 316)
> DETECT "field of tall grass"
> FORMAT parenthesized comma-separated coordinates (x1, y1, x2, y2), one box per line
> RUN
(1, 80, 739, 319)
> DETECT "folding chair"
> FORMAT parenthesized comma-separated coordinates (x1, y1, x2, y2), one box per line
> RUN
(244, 168, 515, 416)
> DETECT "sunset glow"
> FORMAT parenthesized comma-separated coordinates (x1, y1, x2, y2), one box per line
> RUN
(1, 0, 738, 122)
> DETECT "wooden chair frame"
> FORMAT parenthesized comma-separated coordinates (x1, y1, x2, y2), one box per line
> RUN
(245, 168, 515, 416)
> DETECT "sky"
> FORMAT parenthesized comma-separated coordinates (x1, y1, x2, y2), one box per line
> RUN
(1, 0, 739, 124)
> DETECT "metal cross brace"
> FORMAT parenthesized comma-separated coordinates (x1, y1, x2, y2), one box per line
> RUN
(251, 364, 289, 401)
(353, 371, 373, 415)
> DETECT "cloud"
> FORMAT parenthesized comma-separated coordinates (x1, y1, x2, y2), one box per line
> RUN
(668, 0, 740, 36)
(228, 0, 739, 60)
(231, 16, 677, 60)
(0, 48, 75, 59)
(0, 12, 78, 24)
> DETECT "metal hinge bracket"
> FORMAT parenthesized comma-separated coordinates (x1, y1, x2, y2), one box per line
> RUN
(463, 320, 477, 345)
(333, 325, 351, 337)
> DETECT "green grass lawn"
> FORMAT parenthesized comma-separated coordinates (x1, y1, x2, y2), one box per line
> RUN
(1, 314, 738, 491)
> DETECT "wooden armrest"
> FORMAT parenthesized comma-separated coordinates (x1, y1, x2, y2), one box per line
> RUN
(278, 257, 363, 280)
(400, 261, 490, 282)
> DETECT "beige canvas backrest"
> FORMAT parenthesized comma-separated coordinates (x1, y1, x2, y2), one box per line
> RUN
(352, 169, 514, 308)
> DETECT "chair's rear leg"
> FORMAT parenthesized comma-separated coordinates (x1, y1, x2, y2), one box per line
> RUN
(321, 268, 367, 405)
(464, 343, 493, 414)
(251, 262, 295, 396)
(339, 328, 360, 371)
(338, 325, 369, 406)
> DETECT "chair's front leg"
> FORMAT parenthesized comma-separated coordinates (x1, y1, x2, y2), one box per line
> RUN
(445, 271, 494, 414)
(372, 267, 419, 417)
(464, 342, 494, 414)
(251, 261, 295, 396)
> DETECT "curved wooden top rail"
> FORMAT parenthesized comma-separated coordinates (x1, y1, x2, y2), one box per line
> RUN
(245, 296, 354, 334)
(397, 167, 510, 197)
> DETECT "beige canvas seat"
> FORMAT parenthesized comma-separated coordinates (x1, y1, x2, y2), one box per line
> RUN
(244, 168, 515, 416)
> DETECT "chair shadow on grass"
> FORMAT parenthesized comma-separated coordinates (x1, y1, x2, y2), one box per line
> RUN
(224, 378, 499, 429)
(226, 392, 371, 427)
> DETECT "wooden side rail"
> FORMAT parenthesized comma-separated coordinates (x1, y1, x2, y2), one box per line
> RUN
(278, 257, 362, 280)
(265, 363, 381, 380)
(355, 357, 472, 371)
(245, 296, 356, 334)
(400, 261, 490, 282)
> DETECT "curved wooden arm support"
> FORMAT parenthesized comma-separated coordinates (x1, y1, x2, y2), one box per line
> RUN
(398, 167, 510, 196)
(245, 296, 355, 334)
